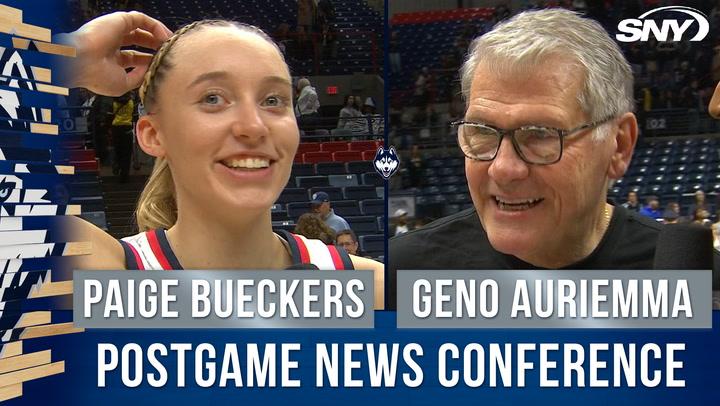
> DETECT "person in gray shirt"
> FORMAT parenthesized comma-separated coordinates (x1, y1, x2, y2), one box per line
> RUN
(311, 191, 351, 233)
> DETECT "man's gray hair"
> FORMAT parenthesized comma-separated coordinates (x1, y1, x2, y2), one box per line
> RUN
(297, 77, 311, 90)
(460, 9, 634, 139)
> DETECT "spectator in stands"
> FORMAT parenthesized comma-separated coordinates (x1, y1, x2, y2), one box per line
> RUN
(389, 9, 677, 308)
(317, 0, 337, 60)
(406, 145, 425, 188)
(663, 210, 680, 225)
(274, 22, 292, 56)
(336, 229, 363, 256)
(360, 97, 382, 135)
(337, 95, 361, 130)
(297, 0, 316, 58)
(317, 0, 335, 30)
(310, 191, 351, 233)
(294, 213, 336, 244)
(110, 91, 135, 182)
(639, 196, 663, 221)
(621, 191, 640, 212)
(687, 190, 709, 218)
(297, 0, 316, 35)
(663, 201, 681, 224)
(62, 13, 384, 307)
(391, 209, 409, 236)
(692, 207, 711, 227)
(295, 77, 320, 129)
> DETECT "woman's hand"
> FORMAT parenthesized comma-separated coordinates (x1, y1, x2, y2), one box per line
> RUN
(58, 11, 172, 96)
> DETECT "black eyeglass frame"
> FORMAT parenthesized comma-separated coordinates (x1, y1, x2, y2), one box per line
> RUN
(450, 115, 617, 165)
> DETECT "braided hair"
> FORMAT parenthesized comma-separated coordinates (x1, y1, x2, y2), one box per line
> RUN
(135, 20, 287, 231)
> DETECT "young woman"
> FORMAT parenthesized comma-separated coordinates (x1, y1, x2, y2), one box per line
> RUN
(63, 12, 384, 308)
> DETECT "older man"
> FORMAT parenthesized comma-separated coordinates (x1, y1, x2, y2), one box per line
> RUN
(389, 9, 662, 308)
(295, 77, 320, 128)
(310, 191, 350, 233)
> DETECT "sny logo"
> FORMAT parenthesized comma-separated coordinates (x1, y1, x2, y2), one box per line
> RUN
(373, 146, 399, 179)
(616, 6, 709, 43)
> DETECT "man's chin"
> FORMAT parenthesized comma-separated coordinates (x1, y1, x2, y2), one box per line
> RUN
(486, 231, 537, 262)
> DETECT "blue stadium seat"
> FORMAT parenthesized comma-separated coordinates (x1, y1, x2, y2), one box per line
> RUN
(664, 184, 683, 194)
(333, 200, 361, 217)
(359, 199, 384, 215)
(347, 161, 372, 174)
(650, 174, 665, 184)
(359, 234, 384, 256)
(272, 221, 296, 232)
(628, 176, 644, 185)
(642, 184, 663, 195)
(670, 165, 688, 174)
(287, 202, 311, 218)
(347, 216, 379, 233)
(362, 172, 383, 186)
(296, 176, 330, 188)
(684, 183, 704, 193)
(73, 196, 104, 212)
(669, 174, 687, 183)
(271, 204, 289, 221)
(291, 163, 316, 177)
(689, 163, 708, 173)
(316, 162, 347, 175)
(329, 174, 359, 187)
(375, 187, 384, 199)
(443, 204, 462, 216)
(688, 173, 706, 183)
(277, 188, 307, 204)
(344, 185, 379, 200)
(449, 193, 470, 203)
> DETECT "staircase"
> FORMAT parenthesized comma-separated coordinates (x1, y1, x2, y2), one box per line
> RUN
(101, 175, 148, 239)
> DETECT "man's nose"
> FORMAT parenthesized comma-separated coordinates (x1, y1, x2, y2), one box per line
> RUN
(487, 137, 530, 184)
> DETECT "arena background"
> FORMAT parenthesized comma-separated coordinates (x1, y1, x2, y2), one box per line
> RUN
(387, 0, 720, 237)
(62, 0, 386, 260)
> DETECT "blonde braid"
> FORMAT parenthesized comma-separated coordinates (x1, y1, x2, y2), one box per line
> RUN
(139, 20, 222, 109)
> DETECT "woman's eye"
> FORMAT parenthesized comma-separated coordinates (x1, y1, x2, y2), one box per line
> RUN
(204, 94, 222, 104)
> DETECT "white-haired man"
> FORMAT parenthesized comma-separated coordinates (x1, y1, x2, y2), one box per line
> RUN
(295, 77, 320, 127)
(389, 9, 663, 308)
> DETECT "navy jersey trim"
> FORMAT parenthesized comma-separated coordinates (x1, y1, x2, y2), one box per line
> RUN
(278, 230, 303, 263)
(155, 229, 184, 269)
(119, 240, 139, 269)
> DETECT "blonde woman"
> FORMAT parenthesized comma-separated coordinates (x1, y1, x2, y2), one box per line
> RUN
(63, 12, 384, 308)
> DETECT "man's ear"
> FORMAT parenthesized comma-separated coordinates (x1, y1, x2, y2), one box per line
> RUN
(607, 112, 638, 180)
(135, 115, 166, 158)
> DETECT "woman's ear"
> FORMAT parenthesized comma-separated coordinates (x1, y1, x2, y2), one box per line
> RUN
(607, 112, 638, 180)
(135, 115, 166, 158)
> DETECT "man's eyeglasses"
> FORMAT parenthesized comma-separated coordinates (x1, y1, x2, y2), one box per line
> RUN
(450, 116, 616, 165)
